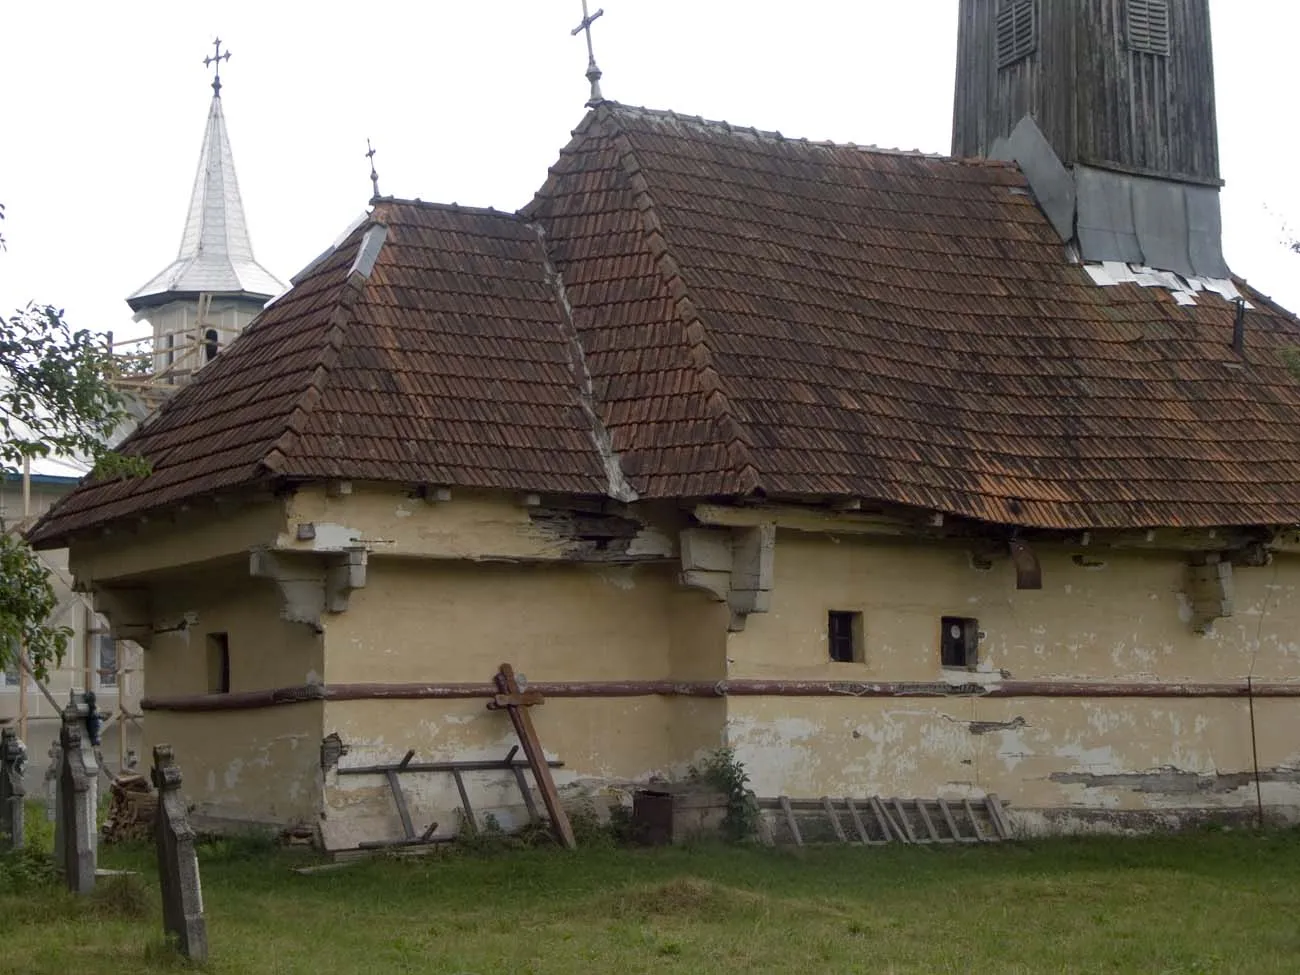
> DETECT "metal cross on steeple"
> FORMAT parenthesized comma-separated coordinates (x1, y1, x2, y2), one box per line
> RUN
(570, 1, 605, 107)
(366, 139, 381, 200)
(204, 38, 232, 96)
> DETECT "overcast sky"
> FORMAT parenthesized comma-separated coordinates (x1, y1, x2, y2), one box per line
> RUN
(2, 1, 1297, 345)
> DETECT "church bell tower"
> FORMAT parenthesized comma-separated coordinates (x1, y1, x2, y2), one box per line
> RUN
(126, 40, 284, 392)
(952, 0, 1228, 279)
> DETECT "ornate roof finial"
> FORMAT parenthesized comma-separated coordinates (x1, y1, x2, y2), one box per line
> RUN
(204, 38, 231, 96)
(366, 139, 381, 200)
(570, 1, 605, 107)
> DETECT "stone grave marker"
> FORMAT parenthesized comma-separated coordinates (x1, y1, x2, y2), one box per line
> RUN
(152, 744, 207, 963)
(55, 693, 99, 894)
(43, 738, 60, 823)
(0, 726, 26, 850)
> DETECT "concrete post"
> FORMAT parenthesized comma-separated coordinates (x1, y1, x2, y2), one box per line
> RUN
(0, 727, 26, 850)
(152, 744, 208, 962)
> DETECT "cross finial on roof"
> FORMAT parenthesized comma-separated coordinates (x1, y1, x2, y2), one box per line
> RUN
(366, 139, 381, 200)
(570, 1, 605, 107)
(204, 38, 231, 96)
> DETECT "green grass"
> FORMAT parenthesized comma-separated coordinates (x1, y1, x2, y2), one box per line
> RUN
(2, 813, 1299, 974)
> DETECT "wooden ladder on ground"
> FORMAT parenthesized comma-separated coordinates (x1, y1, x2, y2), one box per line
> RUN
(757, 795, 1013, 847)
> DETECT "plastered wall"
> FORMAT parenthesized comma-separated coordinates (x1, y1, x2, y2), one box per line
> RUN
(318, 557, 727, 848)
(724, 532, 1300, 827)
(145, 563, 324, 827)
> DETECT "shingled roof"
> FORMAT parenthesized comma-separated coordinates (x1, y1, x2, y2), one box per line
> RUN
(29, 101, 1300, 545)
(28, 203, 613, 546)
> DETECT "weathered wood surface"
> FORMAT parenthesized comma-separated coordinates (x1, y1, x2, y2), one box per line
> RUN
(953, 0, 1219, 183)
(489, 664, 575, 850)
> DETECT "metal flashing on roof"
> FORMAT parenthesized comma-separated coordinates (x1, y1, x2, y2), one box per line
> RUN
(991, 116, 1075, 241)
(1075, 165, 1228, 280)
(348, 225, 388, 280)
(288, 211, 373, 289)
(1075, 166, 1143, 266)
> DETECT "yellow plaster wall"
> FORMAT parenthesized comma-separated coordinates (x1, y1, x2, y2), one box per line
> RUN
(144, 565, 324, 826)
(68, 496, 286, 584)
(318, 558, 726, 848)
(283, 484, 675, 563)
(724, 533, 1300, 823)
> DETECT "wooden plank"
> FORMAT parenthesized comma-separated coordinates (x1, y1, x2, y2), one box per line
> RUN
(779, 796, 803, 846)
(512, 766, 540, 823)
(890, 798, 919, 844)
(756, 811, 776, 847)
(869, 797, 900, 843)
(986, 794, 1012, 840)
(916, 800, 945, 843)
(938, 798, 973, 843)
(821, 797, 848, 843)
(963, 799, 990, 842)
(451, 769, 476, 835)
(845, 797, 873, 845)
(336, 756, 563, 776)
(491, 663, 575, 850)
(384, 769, 415, 839)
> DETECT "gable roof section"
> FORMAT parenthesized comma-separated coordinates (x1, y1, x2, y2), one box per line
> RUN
(532, 104, 1300, 529)
(32, 102, 1300, 544)
(29, 203, 610, 546)
(524, 113, 759, 498)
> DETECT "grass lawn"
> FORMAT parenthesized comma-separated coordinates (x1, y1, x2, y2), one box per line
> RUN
(2, 816, 1299, 975)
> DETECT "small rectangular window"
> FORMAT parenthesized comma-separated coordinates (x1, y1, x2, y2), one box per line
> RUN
(996, 0, 1037, 69)
(1126, 0, 1171, 56)
(828, 611, 864, 664)
(207, 633, 230, 694)
(97, 634, 118, 688)
(2, 637, 20, 688)
(941, 617, 980, 669)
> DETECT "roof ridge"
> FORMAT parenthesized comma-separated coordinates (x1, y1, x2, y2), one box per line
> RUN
(604, 111, 763, 497)
(529, 221, 638, 503)
(600, 101, 960, 163)
(260, 220, 389, 476)
(376, 197, 520, 219)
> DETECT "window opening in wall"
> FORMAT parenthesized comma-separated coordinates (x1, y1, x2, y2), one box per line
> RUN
(1, 638, 18, 689)
(203, 328, 219, 362)
(996, 0, 1037, 69)
(207, 632, 230, 694)
(828, 611, 864, 663)
(97, 633, 118, 688)
(1126, 0, 1171, 56)
(940, 616, 980, 669)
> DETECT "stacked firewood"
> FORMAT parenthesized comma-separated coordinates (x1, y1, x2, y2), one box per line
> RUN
(102, 773, 158, 844)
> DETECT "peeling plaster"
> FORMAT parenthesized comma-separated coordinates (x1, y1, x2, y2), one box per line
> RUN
(1050, 766, 1300, 795)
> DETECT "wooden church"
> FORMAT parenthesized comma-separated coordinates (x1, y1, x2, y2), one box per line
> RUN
(29, 0, 1300, 847)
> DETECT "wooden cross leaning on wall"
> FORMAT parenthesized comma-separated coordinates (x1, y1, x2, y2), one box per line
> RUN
(488, 664, 576, 849)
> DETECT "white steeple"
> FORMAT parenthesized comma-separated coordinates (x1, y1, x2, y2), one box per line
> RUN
(125, 40, 283, 393)
(128, 41, 283, 311)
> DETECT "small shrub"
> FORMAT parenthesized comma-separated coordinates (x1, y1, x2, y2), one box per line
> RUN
(688, 747, 760, 843)
(0, 846, 59, 892)
(567, 800, 615, 848)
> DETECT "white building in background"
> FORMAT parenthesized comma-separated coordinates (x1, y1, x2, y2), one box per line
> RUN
(123, 41, 284, 395)
(4, 42, 283, 774)
(2, 457, 143, 771)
